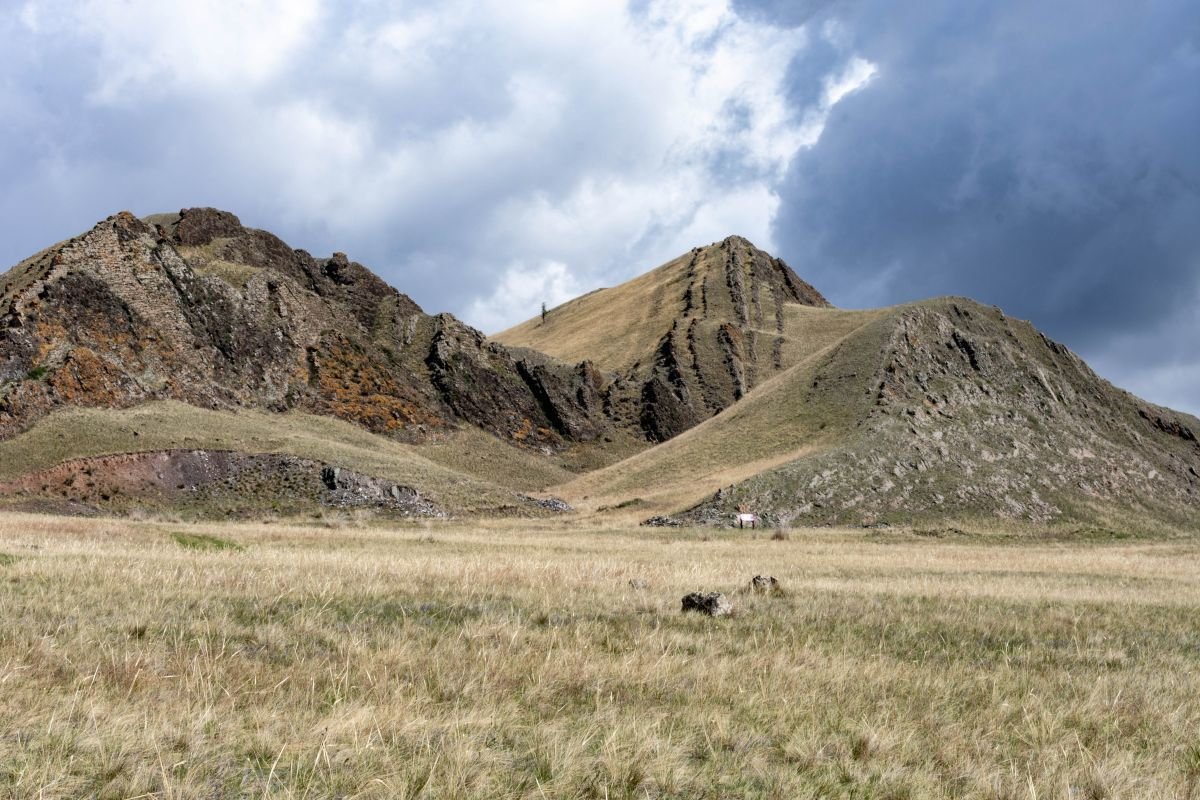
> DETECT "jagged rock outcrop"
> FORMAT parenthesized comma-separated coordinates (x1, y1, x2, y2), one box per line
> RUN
(0, 209, 611, 450)
(681, 592, 733, 617)
(424, 314, 597, 449)
(625, 237, 833, 441)
(749, 575, 780, 593)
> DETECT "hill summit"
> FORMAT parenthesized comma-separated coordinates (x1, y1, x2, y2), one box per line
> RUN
(0, 208, 610, 449)
(497, 235, 832, 441)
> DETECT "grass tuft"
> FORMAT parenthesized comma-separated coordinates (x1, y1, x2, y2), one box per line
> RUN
(169, 531, 243, 552)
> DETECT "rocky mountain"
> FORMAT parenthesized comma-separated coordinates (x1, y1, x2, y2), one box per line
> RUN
(622, 297, 1200, 531)
(0, 208, 647, 516)
(497, 236, 832, 441)
(1, 210, 1197, 531)
(0, 209, 613, 450)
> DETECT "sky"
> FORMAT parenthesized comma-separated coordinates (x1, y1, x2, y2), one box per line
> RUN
(1, 0, 1197, 415)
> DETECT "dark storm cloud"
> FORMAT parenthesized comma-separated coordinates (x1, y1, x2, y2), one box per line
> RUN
(737, 0, 1200, 412)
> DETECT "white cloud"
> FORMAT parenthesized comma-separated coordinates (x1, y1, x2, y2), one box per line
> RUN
(332, 0, 874, 331)
(6, 0, 876, 333)
(466, 260, 585, 334)
(795, 55, 878, 148)
(824, 57, 878, 107)
(18, 0, 321, 101)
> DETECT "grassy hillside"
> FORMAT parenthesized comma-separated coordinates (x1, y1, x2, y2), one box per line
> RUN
(0, 402, 576, 513)
(495, 250, 696, 373)
(495, 236, 831, 378)
(496, 236, 842, 443)
(700, 298, 1200, 531)
(555, 307, 891, 516)
(554, 296, 1200, 531)
(1, 513, 1197, 797)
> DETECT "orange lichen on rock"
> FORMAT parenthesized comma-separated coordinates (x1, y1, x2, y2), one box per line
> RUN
(0, 207, 613, 455)
(310, 342, 444, 436)
(512, 417, 533, 441)
(33, 319, 68, 364)
(47, 347, 128, 407)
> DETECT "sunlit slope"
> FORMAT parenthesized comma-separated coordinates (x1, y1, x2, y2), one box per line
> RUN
(495, 235, 829, 374)
(554, 307, 891, 515)
(0, 401, 574, 512)
(496, 235, 835, 441)
(496, 252, 694, 374)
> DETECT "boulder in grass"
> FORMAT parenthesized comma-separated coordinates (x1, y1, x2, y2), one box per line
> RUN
(749, 575, 780, 593)
(681, 592, 732, 617)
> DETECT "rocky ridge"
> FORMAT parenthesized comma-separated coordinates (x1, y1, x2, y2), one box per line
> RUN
(496, 235, 831, 441)
(680, 299, 1200, 529)
(2, 209, 1198, 530)
(0, 209, 612, 450)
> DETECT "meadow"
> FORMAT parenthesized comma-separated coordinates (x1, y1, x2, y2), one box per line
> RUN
(0, 512, 1197, 798)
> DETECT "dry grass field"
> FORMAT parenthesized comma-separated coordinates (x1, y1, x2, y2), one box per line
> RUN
(0, 513, 1198, 799)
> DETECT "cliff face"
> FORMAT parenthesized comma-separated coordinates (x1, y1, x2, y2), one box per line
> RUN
(0, 209, 611, 449)
(0, 449, 444, 518)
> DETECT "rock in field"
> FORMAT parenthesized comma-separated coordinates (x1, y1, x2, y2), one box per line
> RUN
(681, 592, 732, 617)
(749, 575, 780, 593)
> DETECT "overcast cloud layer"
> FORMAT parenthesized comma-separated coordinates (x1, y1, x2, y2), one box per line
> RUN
(2, 0, 1197, 414)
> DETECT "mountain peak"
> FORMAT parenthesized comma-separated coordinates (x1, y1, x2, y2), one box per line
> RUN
(151, 207, 245, 246)
(0, 208, 614, 454)
(495, 237, 835, 440)
(711, 234, 830, 309)
(2, 211, 1198, 529)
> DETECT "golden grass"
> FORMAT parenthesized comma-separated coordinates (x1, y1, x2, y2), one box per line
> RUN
(192, 259, 263, 289)
(493, 243, 881, 383)
(493, 251, 693, 372)
(0, 402, 574, 511)
(775, 305, 888, 369)
(0, 512, 1197, 798)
